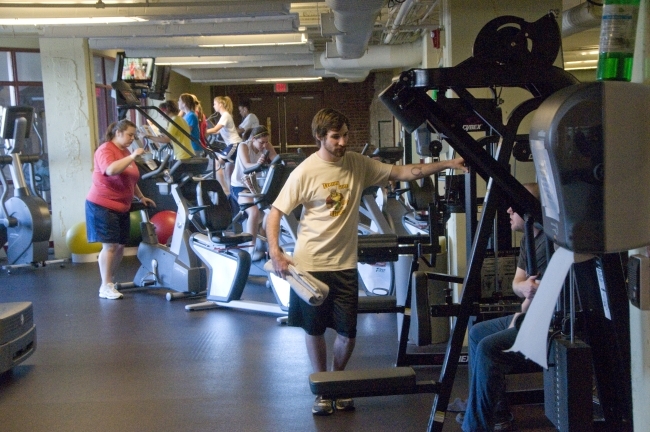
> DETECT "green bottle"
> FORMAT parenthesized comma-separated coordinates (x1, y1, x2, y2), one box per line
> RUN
(596, 0, 640, 81)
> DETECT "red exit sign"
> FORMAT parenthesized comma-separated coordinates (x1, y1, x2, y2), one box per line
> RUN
(274, 82, 288, 93)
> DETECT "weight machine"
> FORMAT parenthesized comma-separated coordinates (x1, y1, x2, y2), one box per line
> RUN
(379, 13, 636, 432)
(310, 12, 636, 431)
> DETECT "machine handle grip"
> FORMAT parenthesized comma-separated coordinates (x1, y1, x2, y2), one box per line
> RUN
(17, 154, 41, 164)
(524, 213, 537, 277)
(141, 154, 170, 180)
(243, 149, 270, 175)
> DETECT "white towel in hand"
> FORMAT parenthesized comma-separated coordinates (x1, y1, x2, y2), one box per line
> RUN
(264, 259, 329, 306)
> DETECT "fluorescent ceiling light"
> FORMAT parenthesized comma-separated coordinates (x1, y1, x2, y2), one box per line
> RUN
(564, 66, 597, 70)
(156, 60, 237, 66)
(0, 17, 146, 25)
(221, 41, 305, 48)
(255, 77, 322, 83)
(200, 33, 307, 48)
(565, 60, 598, 65)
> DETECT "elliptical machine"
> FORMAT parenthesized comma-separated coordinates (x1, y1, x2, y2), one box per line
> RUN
(357, 146, 413, 297)
(0, 106, 52, 269)
(115, 155, 210, 300)
(185, 154, 301, 315)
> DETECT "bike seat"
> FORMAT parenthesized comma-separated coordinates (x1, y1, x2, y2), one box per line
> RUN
(210, 232, 253, 245)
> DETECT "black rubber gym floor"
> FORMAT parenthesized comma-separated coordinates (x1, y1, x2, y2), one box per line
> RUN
(0, 256, 555, 431)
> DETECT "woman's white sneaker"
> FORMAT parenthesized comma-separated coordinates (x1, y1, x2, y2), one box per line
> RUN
(99, 283, 123, 300)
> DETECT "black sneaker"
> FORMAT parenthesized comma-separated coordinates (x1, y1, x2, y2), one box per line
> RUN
(334, 398, 355, 411)
(312, 396, 334, 416)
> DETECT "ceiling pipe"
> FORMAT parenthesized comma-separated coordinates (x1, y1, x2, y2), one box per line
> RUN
(318, 39, 422, 70)
(327, 70, 370, 83)
(325, 0, 385, 59)
(384, 0, 415, 44)
(562, 1, 603, 38)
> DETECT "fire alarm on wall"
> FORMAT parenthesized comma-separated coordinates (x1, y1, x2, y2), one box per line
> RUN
(430, 28, 441, 49)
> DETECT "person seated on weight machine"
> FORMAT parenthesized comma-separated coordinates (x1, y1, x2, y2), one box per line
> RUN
(266, 108, 467, 416)
(459, 182, 549, 432)
(85, 120, 156, 300)
(230, 125, 277, 261)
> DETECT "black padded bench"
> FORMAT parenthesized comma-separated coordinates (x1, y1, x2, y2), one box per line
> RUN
(357, 295, 399, 314)
(310, 367, 438, 399)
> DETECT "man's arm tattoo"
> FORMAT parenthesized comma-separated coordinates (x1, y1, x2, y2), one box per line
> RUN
(411, 165, 423, 178)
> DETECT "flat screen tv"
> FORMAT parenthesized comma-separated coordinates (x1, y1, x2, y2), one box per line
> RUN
(121, 57, 155, 82)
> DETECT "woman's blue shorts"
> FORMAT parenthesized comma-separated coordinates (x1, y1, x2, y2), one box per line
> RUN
(85, 200, 130, 245)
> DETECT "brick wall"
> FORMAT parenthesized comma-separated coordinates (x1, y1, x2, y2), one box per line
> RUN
(210, 75, 375, 151)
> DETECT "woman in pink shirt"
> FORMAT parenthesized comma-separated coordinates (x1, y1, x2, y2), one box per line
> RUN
(85, 119, 155, 300)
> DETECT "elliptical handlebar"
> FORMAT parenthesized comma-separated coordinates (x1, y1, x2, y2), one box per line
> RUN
(243, 149, 271, 175)
(141, 154, 170, 180)
(269, 153, 281, 165)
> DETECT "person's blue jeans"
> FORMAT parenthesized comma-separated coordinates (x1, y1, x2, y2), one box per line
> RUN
(462, 314, 527, 432)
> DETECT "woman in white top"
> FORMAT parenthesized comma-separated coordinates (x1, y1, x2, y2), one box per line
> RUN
(230, 125, 277, 260)
(206, 95, 242, 193)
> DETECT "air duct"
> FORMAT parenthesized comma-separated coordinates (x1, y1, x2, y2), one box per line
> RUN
(318, 40, 422, 71)
(562, 1, 602, 38)
(325, 0, 385, 59)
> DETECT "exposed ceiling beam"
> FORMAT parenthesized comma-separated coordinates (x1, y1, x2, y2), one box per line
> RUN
(123, 44, 312, 58)
(1, 16, 299, 37)
(185, 64, 325, 82)
(90, 33, 307, 50)
(153, 54, 315, 69)
(0, 2, 292, 19)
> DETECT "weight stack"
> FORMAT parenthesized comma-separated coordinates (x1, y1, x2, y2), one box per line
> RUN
(544, 338, 593, 432)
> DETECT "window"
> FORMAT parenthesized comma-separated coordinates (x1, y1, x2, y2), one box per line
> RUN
(0, 49, 45, 156)
(0, 52, 11, 81)
(0, 48, 48, 201)
(15, 52, 42, 82)
(93, 54, 117, 142)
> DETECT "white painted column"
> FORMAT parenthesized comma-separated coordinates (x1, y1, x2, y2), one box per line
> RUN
(39, 38, 98, 258)
(630, 0, 650, 428)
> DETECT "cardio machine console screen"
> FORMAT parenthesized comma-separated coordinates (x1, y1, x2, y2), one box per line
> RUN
(0, 106, 33, 140)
